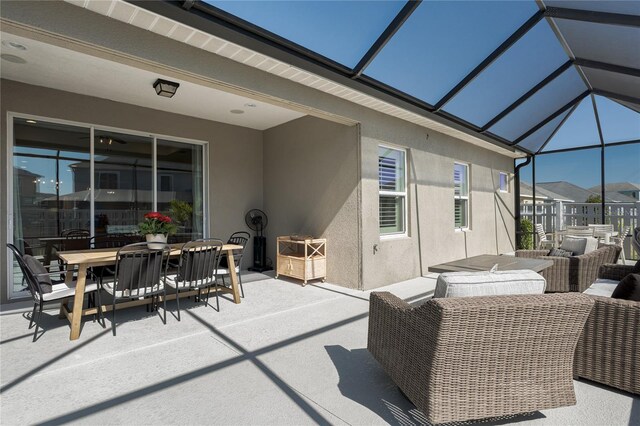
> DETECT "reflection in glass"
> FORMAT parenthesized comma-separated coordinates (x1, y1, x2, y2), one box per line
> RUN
(12, 118, 91, 295)
(157, 139, 204, 242)
(94, 130, 153, 235)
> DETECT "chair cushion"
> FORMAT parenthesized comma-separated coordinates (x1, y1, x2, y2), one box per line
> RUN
(633, 259, 640, 273)
(40, 280, 98, 301)
(548, 248, 573, 257)
(583, 279, 619, 298)
(434, 270, 546, 298)
(560, 236, 598, 256)
(611, 274, 640, 301)
(102, 281, 161, 298)
(164, 274, 212, 290)
(23, 255, 53, 293)
(217, 266, 240, 275)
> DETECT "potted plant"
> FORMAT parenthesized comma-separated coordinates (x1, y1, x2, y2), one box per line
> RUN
(139, 212, 177, 249)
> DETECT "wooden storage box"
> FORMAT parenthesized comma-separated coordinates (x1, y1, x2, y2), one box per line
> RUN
(276, 236, 326, 285)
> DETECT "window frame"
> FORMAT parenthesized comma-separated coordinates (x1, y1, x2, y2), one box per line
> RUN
(378, 144, 408, 238)
(97, 171, 120, 190)
(159, 174, 174, 192)
(454, 162, 470, 231)
(499, 171, 510, 193)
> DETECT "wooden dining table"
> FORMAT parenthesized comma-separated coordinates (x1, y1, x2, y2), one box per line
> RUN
(56, 243, 243, 341)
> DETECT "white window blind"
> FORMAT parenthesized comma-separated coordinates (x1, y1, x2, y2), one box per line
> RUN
(454, 163, 469, 229)
(379, 146, 406, 235)
(499, 172, 509, 192)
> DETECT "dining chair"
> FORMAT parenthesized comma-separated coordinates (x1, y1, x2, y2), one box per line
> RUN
(534, 224, 554, 250)
(565, 226, 594, 238)
(100, 242, 171, 336)
(7, 243, 103, 341)
(611, 226, 631, 264)
(218, 231, 250, 298)
(165, 239, 224, 320)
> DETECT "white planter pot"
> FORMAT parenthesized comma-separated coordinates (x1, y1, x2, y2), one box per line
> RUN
(145, 234, 168, 250)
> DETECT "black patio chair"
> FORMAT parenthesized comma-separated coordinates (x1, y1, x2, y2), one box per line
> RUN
(6, 243, 103, 341)
(100, 242, 171, 336)
(165, 239, 224, 320)
(218, 231, 250, 298)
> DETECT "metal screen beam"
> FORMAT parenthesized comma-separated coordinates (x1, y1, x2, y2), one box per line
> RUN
(352, 0, 422, 78)
(575, 58, 640, 78)
(535, 101, 580, 154)
(592, 89, 640, 106)
(433, 10, 544, 111)
(513, 90, 590, 145)
(482, 60, 573, 131)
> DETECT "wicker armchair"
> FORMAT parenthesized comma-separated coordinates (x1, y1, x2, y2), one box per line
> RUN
(574, 264, 640, 395)
(368, 292, 594, 424)
(515, 245, 621, 293)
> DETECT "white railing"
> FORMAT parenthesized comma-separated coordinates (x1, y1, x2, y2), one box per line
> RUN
(520, 201, 640, 259)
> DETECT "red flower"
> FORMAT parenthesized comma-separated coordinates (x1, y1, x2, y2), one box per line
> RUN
(158, 215, 172, 223)
(144, 212, 163, 220)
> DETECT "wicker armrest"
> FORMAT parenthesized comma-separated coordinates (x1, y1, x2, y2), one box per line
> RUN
(515, 249, 550, 259)
(598, 264, 636, 281)
(575, 295, 640, 394)
(571, 246, 621, 292)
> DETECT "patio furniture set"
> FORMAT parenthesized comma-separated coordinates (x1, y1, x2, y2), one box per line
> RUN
(7, 231, 250, 340)
(369, 227, 640, 424)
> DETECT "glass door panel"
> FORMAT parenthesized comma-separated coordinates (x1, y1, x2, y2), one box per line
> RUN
(156, 139, 204, 242)
(94, 130, 153, 235)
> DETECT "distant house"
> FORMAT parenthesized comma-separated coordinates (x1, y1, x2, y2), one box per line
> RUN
(589, 182, 640, 201)
(535, 181, 636, 203)
(519, 182, 573, 204)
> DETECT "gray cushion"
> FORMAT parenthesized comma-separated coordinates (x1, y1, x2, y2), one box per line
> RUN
(434, 270, 546, 298)
(560, 236, 599, 256)
(23, 255, 53, 293)
(583, 279, 619, 298)
(548, 248, 573, 257)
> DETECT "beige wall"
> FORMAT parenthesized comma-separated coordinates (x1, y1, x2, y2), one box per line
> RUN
(264, 116, 360, 288)
(0, 79, 263, 303)
(1, 1, 518, 298)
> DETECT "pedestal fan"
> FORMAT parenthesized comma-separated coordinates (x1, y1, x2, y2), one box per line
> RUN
(245, 209, 272, 272)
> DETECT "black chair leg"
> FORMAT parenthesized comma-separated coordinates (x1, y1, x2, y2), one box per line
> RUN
(239, 272, 245, 298)
(29, 303, 37, 329)
(162, 293, 167, 325)
(95, 290, 105, 329)
(215, 284, 220, 312)
(176, 288, 181, 322)
(111, 301, 117, 336)
(32, 301, 43, 342)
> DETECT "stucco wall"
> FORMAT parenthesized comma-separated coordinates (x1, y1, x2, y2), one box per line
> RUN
(359, 114, 515, 290)
(263, 116, 360, 288)
(0, 79, 263, 303)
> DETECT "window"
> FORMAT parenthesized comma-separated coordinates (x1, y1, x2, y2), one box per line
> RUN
(499, 172, 509, 193)
(378, 146, 406, 235)
(159, 174, 173, 192)
(98, 172, 119, 190)
(454, 163, 470, 229)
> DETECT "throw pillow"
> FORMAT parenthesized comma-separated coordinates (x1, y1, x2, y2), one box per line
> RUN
(633, 259, 640, 273)
(23, 255, 53, 293)
(548, 248, 573, 257)
(611, 273, 640, 301)
(583, 237, 599, 254)
(560, 236, 588, 255)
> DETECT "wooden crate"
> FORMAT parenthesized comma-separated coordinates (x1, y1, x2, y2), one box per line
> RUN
(275, 236, 326, 286)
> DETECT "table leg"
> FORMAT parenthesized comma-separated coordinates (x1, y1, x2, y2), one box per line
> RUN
(225, 249, 241, 304)
(69, 264, 87, 340)
(44, 242, 54, 266)
(58, 298, 69, 319)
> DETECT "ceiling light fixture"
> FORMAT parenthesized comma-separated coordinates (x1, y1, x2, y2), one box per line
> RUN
(230, 109, 245, 114)
(25, 119, 37, 124)
(153, 79, 180, 98)
(0, 54, 26, 64)
(244, 103, 257, 108)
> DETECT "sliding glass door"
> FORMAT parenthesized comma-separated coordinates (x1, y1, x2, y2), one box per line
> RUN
(9, 115, 207, 299)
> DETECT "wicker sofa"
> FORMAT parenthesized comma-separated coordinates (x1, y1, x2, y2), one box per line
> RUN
(368, 292, 594, 424)
(574, 263, 640, 395)
(515, 244, 621, 293)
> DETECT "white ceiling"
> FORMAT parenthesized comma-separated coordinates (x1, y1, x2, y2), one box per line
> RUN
(0, 32, 305, 131)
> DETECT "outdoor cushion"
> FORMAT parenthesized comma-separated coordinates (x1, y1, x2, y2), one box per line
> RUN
(217, 266, 240, 275)
(39, 281, 99, 301)
(548, 248, 573, 257)
(560, 236, 598, 256)
(611, 274, 640, 301)
(434, 270, 546, 298)
(23, 255, 53, 293)
(583, 279, 619, 298)
(633, 259, 640, 273)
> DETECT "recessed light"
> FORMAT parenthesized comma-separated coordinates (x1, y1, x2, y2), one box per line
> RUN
(1, 54, 27, 64)
(230, 109, 245, 114)
(244, 103, 257, 108)
(25, 119, 37, 124)
(1, 41, 27, 51)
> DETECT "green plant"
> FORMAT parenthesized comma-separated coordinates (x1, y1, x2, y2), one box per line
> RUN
(585, 194, 602, 203)
(138, 212, 177, 236)
(169, 200, 193, 225)
(519, 218, 534, 250)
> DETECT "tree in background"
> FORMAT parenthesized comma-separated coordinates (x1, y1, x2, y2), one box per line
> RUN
(519, 218, 534, 250)
(585, 194, 602, 203)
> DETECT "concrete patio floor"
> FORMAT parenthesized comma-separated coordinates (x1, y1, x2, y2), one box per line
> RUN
(1, 273, 638, 425)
